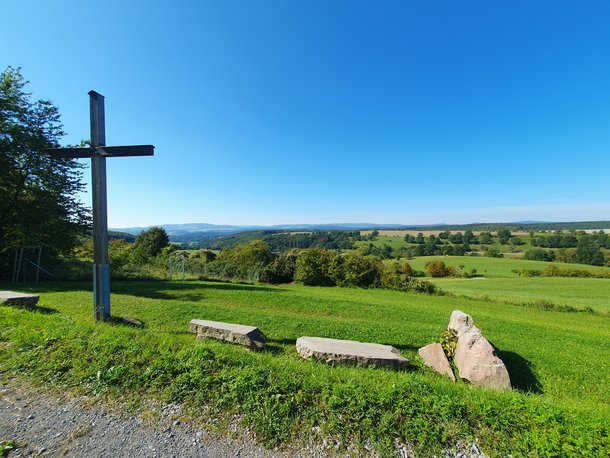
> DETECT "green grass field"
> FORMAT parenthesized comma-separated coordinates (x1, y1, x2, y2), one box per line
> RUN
(407, 256, 610, 314)
(1, 280, 609, 456)
(355, 235, 536, 254)
(432, 277, 610, 313)
(408, 255, 610, 278)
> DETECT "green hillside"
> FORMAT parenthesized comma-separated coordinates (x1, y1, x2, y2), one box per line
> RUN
(1, 280, 608, 456)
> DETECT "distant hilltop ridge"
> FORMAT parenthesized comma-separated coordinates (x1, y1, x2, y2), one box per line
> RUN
(110, 220, 610, 237)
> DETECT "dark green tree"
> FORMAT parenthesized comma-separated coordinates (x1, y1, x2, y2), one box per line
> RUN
(497, 229, 512, 244)
(294, 248, 339, 286)
(0, 67, 89, 277)
(478, 231, 493, 244)
(575, 235, 604, 266)
(132, 226, 170, 262)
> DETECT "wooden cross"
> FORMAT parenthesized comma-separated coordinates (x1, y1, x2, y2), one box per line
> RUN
(44, 91, 154, 321)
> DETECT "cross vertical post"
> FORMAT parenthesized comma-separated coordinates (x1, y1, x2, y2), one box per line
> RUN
(43, 91, 154, 322)
(89, 91, 110, 321)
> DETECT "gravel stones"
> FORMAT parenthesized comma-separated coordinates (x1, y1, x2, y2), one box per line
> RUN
(296, 336, 409, 369)
(0, 291, 39, 308)
(188, 319, 266, 351)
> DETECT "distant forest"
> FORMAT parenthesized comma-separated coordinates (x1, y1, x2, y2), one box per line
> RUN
(108, 221, 610, 249)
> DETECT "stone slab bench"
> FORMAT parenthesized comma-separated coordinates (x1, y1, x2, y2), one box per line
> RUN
(296, 336, 409, 369)
(189, 319, 266, 351)
(0, 291, 39, 309)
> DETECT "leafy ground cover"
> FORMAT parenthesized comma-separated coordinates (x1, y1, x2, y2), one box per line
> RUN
(1, 280, 608, 456)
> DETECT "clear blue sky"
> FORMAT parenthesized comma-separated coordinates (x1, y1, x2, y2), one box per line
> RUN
(3, 1, 610, 227)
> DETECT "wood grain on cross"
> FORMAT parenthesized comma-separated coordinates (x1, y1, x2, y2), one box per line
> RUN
(44, 91, 154, 321)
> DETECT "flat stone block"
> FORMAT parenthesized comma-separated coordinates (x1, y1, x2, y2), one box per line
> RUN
(189, 319, 266, 351)
(0, 291, 39, 308)
(296, 336, 409, 369)
(418, 342, 456, 381)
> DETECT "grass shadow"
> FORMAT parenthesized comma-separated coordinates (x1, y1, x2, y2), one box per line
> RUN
(32, 305, 59, 314)
(109, 316, 146, 328)
(497, 350, 543, 394)
(110, 280, 286, 301)
(262, 344, 285, 355)
(1, 280, 287, 303)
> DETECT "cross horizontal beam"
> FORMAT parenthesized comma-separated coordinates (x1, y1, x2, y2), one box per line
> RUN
(43, 144, 154, 159)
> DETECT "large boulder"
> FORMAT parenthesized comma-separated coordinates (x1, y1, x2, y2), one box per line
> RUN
(0, 291, 39, 308)
(188, 319, 266, 351)
(296, 336, 409, 369)
(454, 326, 511, 390)
(418, 342, 456, 381)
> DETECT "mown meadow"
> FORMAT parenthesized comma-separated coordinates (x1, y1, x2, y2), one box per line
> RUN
(1, 279, 609, 457)
(408, 256, 610, 314)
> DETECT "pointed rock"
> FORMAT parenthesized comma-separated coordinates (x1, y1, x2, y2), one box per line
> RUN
(189, 319, 266, 351)
(448, 310, 474, 337)
(418, 343, 456, 381)
(454, 326, 511, 390)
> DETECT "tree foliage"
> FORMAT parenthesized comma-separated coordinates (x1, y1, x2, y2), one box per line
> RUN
(132, 226, 170, 263)
(0, 67, 89, 277)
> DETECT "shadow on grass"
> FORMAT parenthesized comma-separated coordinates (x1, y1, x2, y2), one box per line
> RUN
(111, 280, 285, 302)
(262, 344, 285, 355)
(1, 280, 286, 303)
(109, 316, 146, 328)
(497, 350, 543, 394)
(32, 305, 59, 314)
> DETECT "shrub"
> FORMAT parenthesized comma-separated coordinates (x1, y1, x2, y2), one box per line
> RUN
(258, 250, 299, 284)
(294, 248, 339, 286)
(484, 248, 503, 258)
(426, 260, 450, 277)
(340, 252, 383, 288)
(524, 248, 555, 262)
(514, 269, 542, 277)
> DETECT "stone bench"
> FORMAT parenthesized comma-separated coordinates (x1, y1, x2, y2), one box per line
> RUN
(188, 319, 266, 351)
(0, 291, 40, 309)
(296, 336, 409, 369)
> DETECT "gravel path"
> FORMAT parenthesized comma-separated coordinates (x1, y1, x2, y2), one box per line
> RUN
(0, 381, 487, 458)
(0, 381, 290, 458)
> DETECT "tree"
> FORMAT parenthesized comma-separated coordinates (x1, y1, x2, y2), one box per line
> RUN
(524, 248, 555, 262)
(575, 235, 604, 266)
(0, 67, 89, 277)
(341, 252, 382, 288)
(294, 248, 339, 286)
(132, 226, 170, 262)
(497, 229, 511, 244)
(478, 231, 493, 244)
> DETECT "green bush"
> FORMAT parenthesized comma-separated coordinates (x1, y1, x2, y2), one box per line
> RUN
(425, 260, 451, 277)
(484, 247, 503, 258)
(294, 248, 340, 286)
(524, 248, 555, 262)
(340, 252, 383, 288)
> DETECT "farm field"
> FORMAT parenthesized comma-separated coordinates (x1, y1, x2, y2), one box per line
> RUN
(408, 255, 610, 278)
(408, 256, 610, 313)
(1, 280, 609, 456)
(355, 235, 536, 254)
(432, 277, 610, 313)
